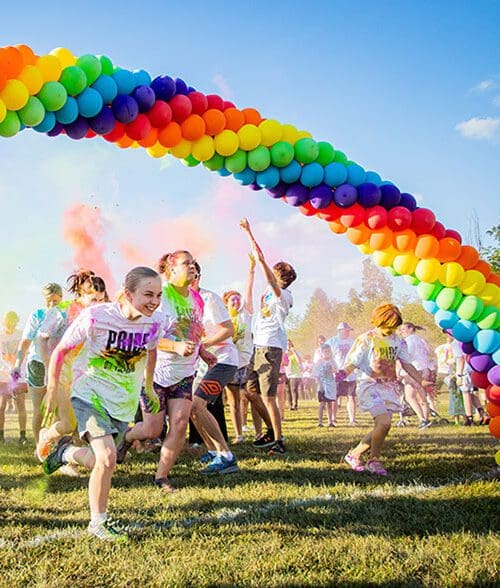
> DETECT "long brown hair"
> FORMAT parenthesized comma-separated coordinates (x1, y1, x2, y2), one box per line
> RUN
(67, 269, 106, 298)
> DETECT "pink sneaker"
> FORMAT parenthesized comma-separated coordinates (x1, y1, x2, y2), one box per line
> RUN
(344, 453, 364, 472)
(365, 459, 388, 476)
(36, 428, 52, 463)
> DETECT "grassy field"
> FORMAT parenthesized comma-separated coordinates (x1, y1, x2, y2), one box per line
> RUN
(0, 398, 499, 587)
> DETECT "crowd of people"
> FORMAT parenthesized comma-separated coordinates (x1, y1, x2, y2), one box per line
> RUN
(0, 219, 491, 542)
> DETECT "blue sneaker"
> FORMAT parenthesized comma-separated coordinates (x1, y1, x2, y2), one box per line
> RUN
(199, 452, 214, 464)
(200, 455, 239, 475)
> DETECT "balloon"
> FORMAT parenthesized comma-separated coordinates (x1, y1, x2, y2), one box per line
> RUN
(437, 237, 462, 263)
(0, 110, 20, 137)
(333, 184, 357, 208)
(15, 44, 37, 66)
(370, 227, 393, 251)
(346, 164, 366, 187)
(0, 79, 29, 110)
(147, 101, 172, 128)
(393, 229, 417, 252)
(224, 108, 245, 132)
(380, 184, 401, 209)
(301, 162, 324, 187)
(170, 138, 191, 159)
(445, 229, 462, 243)
(324, 162, 348, 187)
(18, 96, 45, 126)
(55, 96, 78, 124)
(489, 366, 500, 387)
(294, 138, 319, 163)
(280, 160, 302, 183)
(316, 142, 335, 166)
(36, 54, 62, 82)
(417, 281, 442, 301)
(436, 287, 462, 311)
(76, 54, 101, 85)
(318, 203, 342, 222)
(471, 370, 490, 390)
(132, 85, 155, 113)
(437, 261, 465, 288)
(357, 183, 381, 208)
(269, 141, 294, 167)
(456, 295, 484, 321)
(486, 401, 500, 417)
(90, 107, 115, 135)
(267, 181, 286, 197)
(256, 166, 280, 189)
(333, 150, 348, 164)
(133, 69, 152, 88)
(357, 242, 373, 254)
(309, 184, 333, 209)
(329, 219, 347, 234)
(414, 234, 440, 259)
(247, 145, 271, 171)
(399, 192, 417, 211)
(203, 152, 224, 171)
(33, 110, 56, 133)
(472, 260, 492, 280)
(50, 47, 76, 68)
(180, 114, 205, 141)
(423, 300, 438, 314)
(237, 124, 261, 151)
(372, 246, 397, 267)
(225, 149, 247, 173)
(486, 385, 500, 405)
(91, 75, 118, 105)
(151, 76, 176, 102)
(112, 95, 139, 124)
(434, 309, 459, 329)
(456, 245, 480, 270)
(365, 206, 387, 229)
(460, 341, 476, 355)
(126, 113, 152, 141)
(286, 184, 309, 207)
(474, 330, 500, 355)
(478, 283, 500, 307)
(340, 204, 364, 227)
(281, 124, 302, 145)
(157, 121, 182, 147)
(59, 66, 87, 95)
(469, 352, 495, 373)
(411, 208, 436, 234)
(37, 81, 67, 111)
(201, 109, 224, 136)
(191, 135, 215, 162)
(393, 252, 418, 275)
(476, 306, 500, 331)
(175, 78, 189, 95)
(459, 270, 487, 296)
(365, 171, 382, 185)
(430, 221, 446, 240)
(346, 223, 371, 245)
(415, 258, 442, 283)
(206, 94, 224, 110)
(234, 168, 256, 186)
(66, 116, 89, 140)
(259, 119, 283, 146)
(452, 319, 479, 343)
(187, 91, 208, 115)
(76, 88, 103, 118)
(18, 65, 44, 95)
(169, 94, 192, 122)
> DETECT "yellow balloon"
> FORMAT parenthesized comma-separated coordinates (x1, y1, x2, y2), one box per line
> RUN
(0, 99, 6, 124)
(478, 282, 500, 307)
(259, 119, 283, 146)
(296, 130, 313, 140)
(36, 55, 62, 82)
(415, 258, 441, 283)
(373, 246, 397, 267)
(393, 253, 418, 276)
(50, 47, 77, 68)
(18, 65, 44, 95)
(439, 261, 465, 288)
(214, 129, 239, 156)
(459, 269, 486, 296)
(357, 243, 373, 255)
(496, 449, 500, 467)
(237, 124, 262, 151)
(0, 79, 29, 111)
(170, 138, 192, 159)
(191, 135, 215, 161)
(280, 123, 300, 145)
(147, 143, 169, 158)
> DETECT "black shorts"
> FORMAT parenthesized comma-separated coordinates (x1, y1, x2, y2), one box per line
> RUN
(337, 380, 357, 397)
(195, 363, 238, 405)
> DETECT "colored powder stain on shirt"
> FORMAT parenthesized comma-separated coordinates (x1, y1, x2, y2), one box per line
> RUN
(90, 392, 107, 418)
(164, 283, 204, 342)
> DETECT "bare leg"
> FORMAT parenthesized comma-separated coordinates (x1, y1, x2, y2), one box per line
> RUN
(331, 399, 338, 423)
(318, 401, 324, 424)
(404, 384, 425, 421)
(191, 396, 229, 453)
(226, 385, 242, 439)
(87, 435, 116, 517)
(350, 413, 392, 460)
(326, 402, 333, 425)
(30, 386, 46, 443)
(347, 395, 356, 422)
(15, 393, 27, 434)
(262, 396, 281, 441)
(240, 395, 249, 428)
(156, 398, 191, 480)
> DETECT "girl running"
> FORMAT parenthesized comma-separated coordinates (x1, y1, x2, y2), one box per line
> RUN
(313, 344, 338, 427)
(42, 267, 163, 541)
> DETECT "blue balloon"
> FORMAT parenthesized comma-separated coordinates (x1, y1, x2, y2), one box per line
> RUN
(364, 171, 382, 185)
(452, 319, 479, 343)
(309, 184, 333, 209)
(380, 184, 401, 209)
(92, 75, 118, 104)
(217, 167, 231, 177)
(256, 166, 280, 189)
(324, 162, 348, 187)
(422, 300, 438, 314)
(357, 182, 381, 207)
(234, 168, 256, 186)
(65, 116, 89, 140)
(267, 182, 287, 198)
(473, 329, 500, 355)
(493, 347, 500, 366)
(112, 95, 139, 124)
(286, 184, 309, 206)
(90, 107, 115, 135)
(400, 192, 417, 211)
(333, 184, 357, 208)
(175, 78, 188, 95)
(77, 88, 103, 118)
(434, 309, 458, 329)
(346, 164, 366, 187)
(132, 86, 156, 113)
(55, 97, 79, 124)
(34, 111, 56, 133)
(133, 69, 152, 87)
(300, 162, 324, 187)
(112, 69, 135, 95)
(280, 160, 302, 183)
(151, 76, 176, 101)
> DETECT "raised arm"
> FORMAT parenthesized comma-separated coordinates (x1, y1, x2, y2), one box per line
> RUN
(244, 253, 256, 315)
(203, 320, 235, 348)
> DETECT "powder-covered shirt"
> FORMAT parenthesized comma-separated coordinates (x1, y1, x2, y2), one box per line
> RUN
(253, 286, 293, 351)
(435, 343, 454, 375)
(313, 358, 338, 400)
(326, 335, 356, 382)
(0, 329, 23, 383)
(285, 351, 302, 378)
(199, 288, 239, 367)
(229, 305, 253, 369)
(154, 283, 205, 387)
(22, 307, 66, 364)
(60, 302, 162, 422)
(404, 334, 432, 371)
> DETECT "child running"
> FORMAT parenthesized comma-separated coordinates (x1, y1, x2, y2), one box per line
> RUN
(42, 267, 163, 541)
(342, 304, 424, 475)
(313, 344, 338, 427)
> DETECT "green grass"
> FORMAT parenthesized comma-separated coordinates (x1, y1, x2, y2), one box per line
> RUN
(0, 399, 499, 587)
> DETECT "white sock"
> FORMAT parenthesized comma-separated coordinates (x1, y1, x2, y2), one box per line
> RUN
(61, 445, 77, 465)
(220, 451, 233, 460)
(208, 450, 217, 456)
(90, 512, 107, 526)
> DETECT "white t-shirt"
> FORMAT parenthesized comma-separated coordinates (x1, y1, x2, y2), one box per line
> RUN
(312, 358, 338, 400)
(230, 306, 253, 369)
(154, 284, 205, 387)
(450, 339, 471, 375)
(0, 329, 23, 383)
(327, 335, 356, 382)
(253, 286, 293, 350)
(60, 302, 163, 422)
(22, 307, 66, 364)
(404, 334, 431, 371)
(199, 288, 238, 367)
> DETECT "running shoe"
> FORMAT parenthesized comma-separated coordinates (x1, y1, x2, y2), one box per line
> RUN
(18, 436, 28, 446)
(59, 463, 83, 478)
(87, 519, 128, 542)
(231, 436, 245, 445)
(365, 459, 388, 476)
(328, 422, 336, 428)
(153, 477, 177, 493)
(199, 452, 214, 464)
(253, 431, 275, 448)
(42, 436, 72, 475)
(36, 428, 51, 462)
(201, 455, 239, 475)
(242, 425, 251, 432)
(344, 452, 364, 472)
(417, 419, 432, 430)
(116, 430, 133, 464)
(268, 440, 286, 455)
(317, 422, 324, 427)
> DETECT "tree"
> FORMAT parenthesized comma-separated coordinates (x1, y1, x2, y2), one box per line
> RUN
(360, 258, 393, 302)
(481, 223, 500, 274)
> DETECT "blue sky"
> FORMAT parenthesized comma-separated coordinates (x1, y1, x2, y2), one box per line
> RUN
(0, 0, 499, 322)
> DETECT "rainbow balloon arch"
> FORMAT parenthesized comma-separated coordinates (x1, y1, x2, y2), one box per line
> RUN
(1, 44, 499, 438)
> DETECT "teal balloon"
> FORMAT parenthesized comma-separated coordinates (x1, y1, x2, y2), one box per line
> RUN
(346, 164, 366, 187)
(203, 153, 224, 171)
(294, 138, 319, 163)
(316, 141, 335, 166)
(133, 69, 151, 87)
(225, 150, 247, 174)
(256, 166, 280, 189)
(269, 141, 294, 167)
(434, 309, 458, 329)
(365, 171, 382, 185)
(0, 111, 21, 137)
(280, 160, 302, 183)
(473, 330, 500, 355)
(77, 88, 103, 118)
(37, 82, 68, 112)
(59, 66, 87, 96)
(92, 75, 118, 104)
(333, 150, 348, 165)
(324, 162, 347, 187)
(98, 55, 114, 76)
(76, 54, 102, 85)
(55, 97, 79, 124)
(248, 146, 271, 172)
(436, 287, 462, 311)
(34, 111, 56, 133)
(112, 69, 135, 95)
(234, 168, 256, 186)
(452, 319, 479, 343)
(422, 300, 438, 314)
(18, 96, 45, 127)
(300, 162, 324, 187)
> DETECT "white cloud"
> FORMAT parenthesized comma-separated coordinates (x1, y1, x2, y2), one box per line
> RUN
(471, 79, 496, 93)
(212, 73, 234, 99)
(493, 96, 500, 108)
(455, 117, 500, 140)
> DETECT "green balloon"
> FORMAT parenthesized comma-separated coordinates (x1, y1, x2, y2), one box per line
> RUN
(416, 281, 442, 301)
(476, 306, 500, 330)
(316, 141, 336, 166)
(294, 138, 319, 164)
(334, 150, 348, 165)
(270, 141, 294, 167)
(404, 274, 420, 286)
(225, 150, 247, 174)
(18, 96, 45, 127)
(457, 295, 484, 321)
(37, 82, 68, 112)
(76, 55, 102, 86)
(386, 267, 399, 276)
(0, 110, 21, 137)
(59, 66, 88, 96)
(248, 145, 271, 172)
(436, 287, 462, 311)
(98, 55, 114, 76)
(203, 153, 224, 171)
(183, 154, 200, 167)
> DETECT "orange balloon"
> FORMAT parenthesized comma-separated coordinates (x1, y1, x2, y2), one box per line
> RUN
(329, 219, 347, 234)
(472, 260, 491, 280)
(224, 108, 245, 132)
(436, 237, 462, 262)
(346, 224, 371, 245)
(203, 109, 226, 135)
(370, 227, 393, 251)
(393, 229, 417, 252)
(158, 121, 182, 148)
(138, 127, 158, 148)
(415, 234, 440, 259)
(242, 107, 262, 126)
(15, 44, 37, 66)
(181, 114, 206, 141)
(487, 273, 500, 287)
(456, 245, 480, 270)
(486, 401, 500, 418)
(0, 46, 24, 78)
(116, 135, 134, 148)
(489, 416, 500, 439)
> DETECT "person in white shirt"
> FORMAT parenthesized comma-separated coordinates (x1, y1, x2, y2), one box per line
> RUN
(240, 218, 297, 456)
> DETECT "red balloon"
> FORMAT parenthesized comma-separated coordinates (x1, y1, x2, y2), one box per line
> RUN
(365, 206, 388, 229)
(340, 203, 364, 227)
(103, 121, 125, 142)
(487, 274, 500, 287)
(430, 221, 446, 240)
(299, 202, 317, 216)
(206, 94, 224, 110)
(223, 100, 236, 110)
(169, 94, 192, 122)
(318, 203, 342, 222)
(126, 114, 152, 141)
(188, 91, 208, 115)
(147, 101, 172, 128)
(471, 370, 490, 390)
(486, 385, 500, 405)
(387, 206, 412, 231)
(85, 129, 97, 139)
(411, 208, 436, 234)
(445, 229, 462, 244)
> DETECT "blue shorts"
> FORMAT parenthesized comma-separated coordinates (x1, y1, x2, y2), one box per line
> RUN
(195, 363, 237, 404)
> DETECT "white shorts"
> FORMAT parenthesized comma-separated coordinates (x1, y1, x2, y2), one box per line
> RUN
(357, 381, 402, 417)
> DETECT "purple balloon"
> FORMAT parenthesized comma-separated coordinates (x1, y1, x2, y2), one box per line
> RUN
(112, 95, 139, 124)
(249, 182, 263, 191)
(132, 86, 156, 113)
(90, 107, 115, 135)
(65, 116, 89, 140)
(380, 184, 401, 209)
(469, 352, 495, 373)
(175, 78, 188, 95)
(399, 192, 417, 211)
(357, 182, 381, 208)
(187, 86, 197, 93)
(268, 182, 287, 198)
(488, 365, 500, 386)
(460, 341, 476, 354)
(286, 184, 309, 206)
(309, 184, 333, 209)
(47, 122, 64, 137)
(333, 184, 357, 208)
(151, 76, 176, 101)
